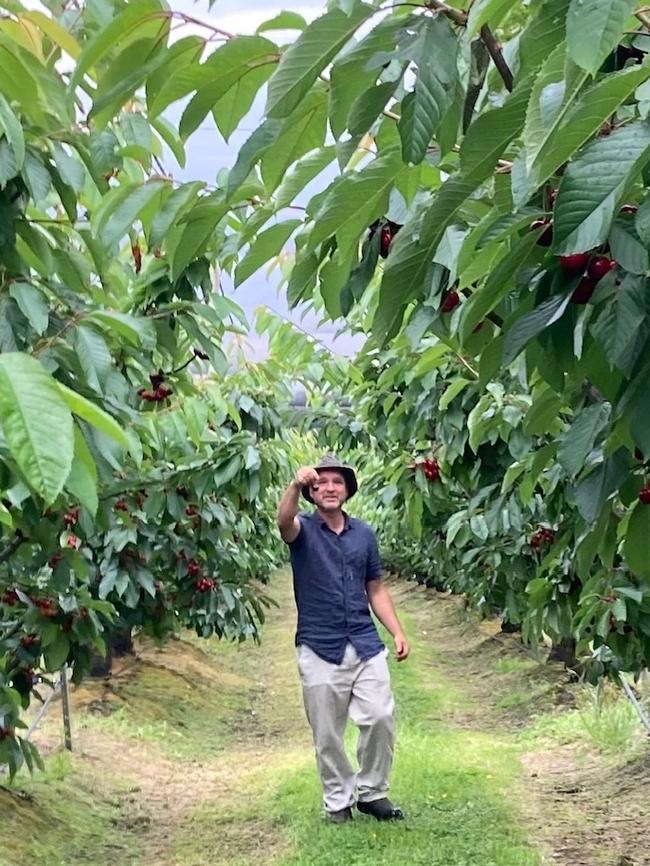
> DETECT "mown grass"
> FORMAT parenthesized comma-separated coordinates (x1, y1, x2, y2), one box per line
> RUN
(521, 683, 644, 758)
(77, 649, 250, 760)
(174, 614, 542, 866)
(0, 752, 143, 866)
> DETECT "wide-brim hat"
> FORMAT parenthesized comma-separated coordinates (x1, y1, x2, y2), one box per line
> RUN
(302, 454, 358, 503)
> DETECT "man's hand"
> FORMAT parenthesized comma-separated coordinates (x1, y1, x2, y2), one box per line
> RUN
(295, 466, 320, 489)
(393, 633, 409, 662)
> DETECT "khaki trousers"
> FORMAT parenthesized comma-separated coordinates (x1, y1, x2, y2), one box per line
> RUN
(296, 642, 396, 814)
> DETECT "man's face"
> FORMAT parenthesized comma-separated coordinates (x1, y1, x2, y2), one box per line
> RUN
(310, 470, 347, 512)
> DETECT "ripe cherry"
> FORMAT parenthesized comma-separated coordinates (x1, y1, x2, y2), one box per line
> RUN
(620, 204, 638, 214)
(379, 226, 392, 259)
(570, 277, 596, 305)
(559, 253, 589, 276)
(441, 291, 460, 313)
(639, 485, 650, 505)
(587, 256, 616, 283)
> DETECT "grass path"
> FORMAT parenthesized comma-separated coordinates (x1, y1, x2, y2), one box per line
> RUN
(1, 570, 555, 866)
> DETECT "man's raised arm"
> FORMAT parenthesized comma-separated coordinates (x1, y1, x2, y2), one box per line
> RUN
(277, 466, 319, 543)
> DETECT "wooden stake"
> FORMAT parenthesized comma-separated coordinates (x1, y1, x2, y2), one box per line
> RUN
(60, 666, 73, 751)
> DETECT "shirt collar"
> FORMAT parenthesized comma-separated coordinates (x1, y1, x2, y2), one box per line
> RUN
(313, 509, 351, 532)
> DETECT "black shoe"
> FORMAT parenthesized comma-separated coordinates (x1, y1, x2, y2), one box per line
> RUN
(327, 806, 353, 824)
(357, 798, 404, 821)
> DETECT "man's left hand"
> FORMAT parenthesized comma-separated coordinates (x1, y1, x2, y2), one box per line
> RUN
(393, 634, 409, 662)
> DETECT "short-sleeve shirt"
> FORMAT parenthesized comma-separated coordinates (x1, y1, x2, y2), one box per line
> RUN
(287, 510, 384, 664)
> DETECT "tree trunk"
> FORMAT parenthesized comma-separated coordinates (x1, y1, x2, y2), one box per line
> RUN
(88, 627, 133, 678)
(548, 637, 577, 669)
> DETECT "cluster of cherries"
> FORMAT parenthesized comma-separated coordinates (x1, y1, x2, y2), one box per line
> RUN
(138, 371, 173, 403)
(558, 253, 617, 304)
(194, 577, 216, 592)
(34, 597, 59, 617)
(180, 555, 215, 592)
(418, 457, 440, 482)
(1, 589, 19, 606)
(137, 384, 173, 403)
(530, 526, 555, 550)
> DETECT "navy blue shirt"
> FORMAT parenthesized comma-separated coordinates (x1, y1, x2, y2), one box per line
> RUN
(287, 510, 385, 664)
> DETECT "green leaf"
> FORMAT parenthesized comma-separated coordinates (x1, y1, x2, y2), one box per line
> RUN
(308, 149, 404, 258)
(502, 292, 571, 366)
(518, 0, 568, 81)
(566, 0, 638, 76)
(552, 122, 650, 255)
(179, 36, 278, 140)
(340, 230, 380, 315)
(167, 198, 228, 280)
(257, 11, 307, 33)
(95, 179, 168, 248)
(460, 231, 542, 342)
(87, 311, 156, 349)
(532, 64, 650, 185)
(227, 119, 284, 200)
(460, 80, 532, 179)
(398, 17, 458, 165)
(235, 220, 301, 287)
(573, 448, 629, 524)
(70, 0, 167, 89)
(149, 181, 204, 249)
(523, 43, 589, 174)
(0, 93, 25, 170)
(56, 383, 128, 450)
(43, 634, 70, 671)
(150, 116, 186, 168)
(273, 146, 337, 211)
(610, 275, 650, 374)
(265, 4, 373, 120)
(287, 250, 319, 307)
(0, 353, 73, 504)
(467, 0, 514, 37)
(22, 10, 80, 57)
(348, 80, 401, 137)
(261, 85, 328, 192)
(439, 378, 470, 411)
(558, 403, 611, 477)
(522, 387, 563, 436)
(608, 222, 649, 275)
(625, 504, 650, 575)
(211, 66, 275, 144)
(329, 14, 408, 138)
(9, 282, 48, 335)
(73, 325, 110, 395)
(65, 428, 98, 516)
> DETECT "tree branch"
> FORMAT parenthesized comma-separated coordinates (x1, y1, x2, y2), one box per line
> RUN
(479, 24, 514, 92)
(425, 0, 468, 27)
(635, 9, 650, 31)
(0, 532, 25, 564)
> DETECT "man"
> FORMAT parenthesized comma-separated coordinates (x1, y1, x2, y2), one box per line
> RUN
(277, 454, 409, 824)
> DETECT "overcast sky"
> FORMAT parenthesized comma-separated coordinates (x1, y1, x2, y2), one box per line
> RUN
(169, 0, 364, 359)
